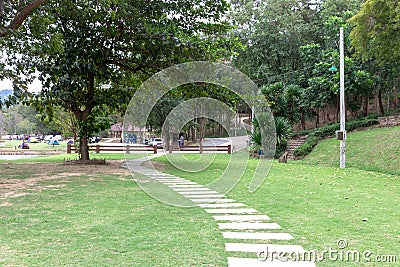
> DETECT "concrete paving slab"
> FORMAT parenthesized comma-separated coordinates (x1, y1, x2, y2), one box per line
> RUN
(222, 232, 293, 240)
(178, 190, 220, 195)
(162, 182, 198, 185)
(168, 184, 204, 188)
(218, 222, 281, 230)
(225, 243, 305, 253)
(204, 208, 257, 214)
(173, 188, 211, 191)
(190, 198, 236, 203)
(213, 215, 270, 221)
(187, 194, 225, 198)
(199, 203, 246, 208)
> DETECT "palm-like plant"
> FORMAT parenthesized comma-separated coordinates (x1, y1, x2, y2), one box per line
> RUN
(274, 116, 292, 156)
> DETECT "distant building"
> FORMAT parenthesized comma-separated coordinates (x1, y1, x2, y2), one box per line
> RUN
(110, 123, 148, 143)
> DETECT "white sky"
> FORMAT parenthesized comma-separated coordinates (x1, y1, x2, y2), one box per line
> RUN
(0, 77, 42, 93)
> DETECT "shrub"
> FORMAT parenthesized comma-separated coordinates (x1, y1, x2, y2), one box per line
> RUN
(275, 117, 292, 157)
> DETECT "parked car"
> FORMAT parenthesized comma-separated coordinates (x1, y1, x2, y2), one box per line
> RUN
(44, 135, 54, 141)
(89, 136, 101, 143)
(148, 138, 163, 148)
(1, 134, 11, 140)
(54, 135, 64, 141)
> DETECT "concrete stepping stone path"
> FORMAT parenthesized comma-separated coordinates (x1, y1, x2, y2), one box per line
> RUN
(125, 157, 317, 267)
(217, 222, 281, 230)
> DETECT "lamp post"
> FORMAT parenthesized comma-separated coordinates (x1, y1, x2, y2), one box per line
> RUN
(329, 28, 346, 168)
(339, 27, 346, 168)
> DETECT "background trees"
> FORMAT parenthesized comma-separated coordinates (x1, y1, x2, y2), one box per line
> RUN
(230, 0, 399, 133)
(1, 0, 400, 158)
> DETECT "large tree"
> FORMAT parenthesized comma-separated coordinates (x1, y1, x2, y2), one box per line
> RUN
(231, 0, 320, 82)
(9, 0, 232, 160)
(348, 0, 400, 113)
(348, 0, 400, 66)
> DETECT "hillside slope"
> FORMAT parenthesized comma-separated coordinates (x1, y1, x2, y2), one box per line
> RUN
(300, 126, 400, 175)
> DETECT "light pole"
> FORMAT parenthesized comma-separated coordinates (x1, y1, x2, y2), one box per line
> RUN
(339, 27, 346, 168)
(329, 28, 346, 168)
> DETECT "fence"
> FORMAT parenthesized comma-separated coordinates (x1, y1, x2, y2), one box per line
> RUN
(67, 144, 232, 154)
(67, 144, 157, 154)
(169, 145, 231, 154)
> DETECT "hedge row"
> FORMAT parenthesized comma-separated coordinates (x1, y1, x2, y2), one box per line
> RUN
(293, 118, 379, 157)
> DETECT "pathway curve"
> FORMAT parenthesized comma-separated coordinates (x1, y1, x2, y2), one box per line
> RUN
(124, 156, 317, 267)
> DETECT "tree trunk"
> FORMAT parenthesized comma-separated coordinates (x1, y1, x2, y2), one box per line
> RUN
(72, 108, 92, 161)
(363, 95, 369, 117)
(80, 134, 90, 161)
(301, 112, 305, 131)
(199, 118, 206, 142)
(378, 88, 384, 115)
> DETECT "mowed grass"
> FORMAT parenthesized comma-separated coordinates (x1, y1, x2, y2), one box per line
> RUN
(0, 162, 226, 266)
(153, 153, 400, 266)
(301, 126, 400, 175)
(1, 140, 68, 152)
(1, 124, 400, 267)
(0, 152, 151, 163)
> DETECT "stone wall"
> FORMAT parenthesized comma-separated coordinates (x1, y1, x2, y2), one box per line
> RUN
(378, 116, 400, 127)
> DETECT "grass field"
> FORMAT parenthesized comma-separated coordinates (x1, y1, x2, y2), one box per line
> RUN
(301, 126, 400, 175)
(153, 154, 399, 266)
(0, 140, 68, 152)
(0, 126, 399, 266)
(0, 160, 226, 266)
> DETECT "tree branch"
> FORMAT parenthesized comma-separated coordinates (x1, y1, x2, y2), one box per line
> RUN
(7, 0, 47, 30)
(0, 0, 4, 27)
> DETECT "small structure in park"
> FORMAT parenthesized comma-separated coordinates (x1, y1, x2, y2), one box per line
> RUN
(110, 123, 148, 143)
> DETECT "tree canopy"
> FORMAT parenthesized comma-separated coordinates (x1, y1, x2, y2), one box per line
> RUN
(7, 0, 233, 160)
(348, 0, 400, 66)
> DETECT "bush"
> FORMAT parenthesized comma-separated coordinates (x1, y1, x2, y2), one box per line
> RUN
(275, 117, 292, 156)
(293, 135, 318, 157)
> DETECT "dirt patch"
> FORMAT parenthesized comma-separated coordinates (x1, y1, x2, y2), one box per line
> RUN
(0, 160, 131, 203)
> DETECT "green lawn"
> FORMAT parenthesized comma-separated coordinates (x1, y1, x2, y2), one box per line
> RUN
(153, 153, 400, 266)
(9, 152, 145, 163)
(1, 126, 399, 266)
(0, 161, 226, 266)
(301, 126, 400, 175)
(1, 140, 68, 152)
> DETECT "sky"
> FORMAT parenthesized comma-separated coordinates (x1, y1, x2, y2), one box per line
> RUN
(0, 77, 42, 93)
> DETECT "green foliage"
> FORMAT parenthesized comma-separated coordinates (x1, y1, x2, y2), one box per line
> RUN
(8, 0, 233, 160)
(231, 0, 319, 81)
(274, 116, 293, 156)
(147, 94, 183, 134)
(250, 114, 290, 157)
(293, 135, 318, 157)
(348, 0, 400, 67)
(1, 104, 54, 134)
